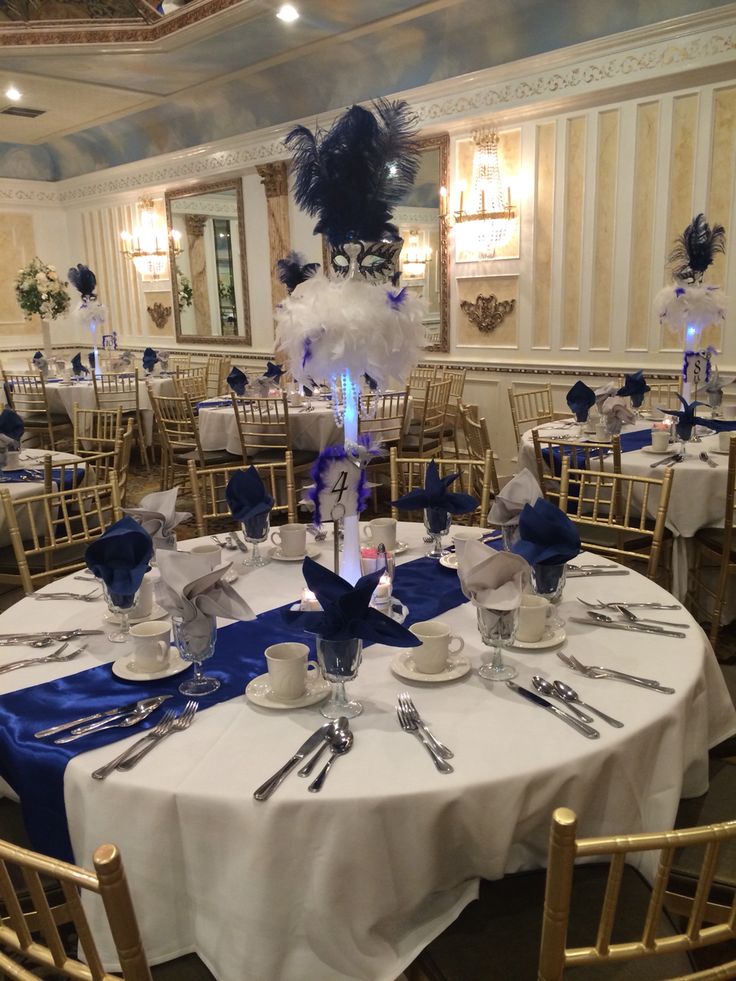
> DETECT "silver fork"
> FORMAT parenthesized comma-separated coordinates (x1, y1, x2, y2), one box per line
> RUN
(0, 642, 85, 675)
(31, 591, 101, 602)
(557, 652, 674, 692)
(398, 693, 453, 759)
(396, 702, 453, 773)
(91, 710, 177, 780)
(116, 701, 199, 769)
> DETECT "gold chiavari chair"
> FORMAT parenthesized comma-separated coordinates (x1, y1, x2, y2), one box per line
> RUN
(559, 457, 674, 581)
(69, 415, 134, 500)
(357, 389, 410, 454)
(407, 365, 438, 397)
(215, 356, 233, 396)
(409, 806, 736, 981)
(402, 377, 452, 458)
(0, 475, 122, 593)
(0, 836, 153, 981)
(532, 430, 622, 507)
(167, 354, 192, 371)
(173, 369, 208, 405)
(389, 448, 493, 526)
(642, 375, 684, 413)
(508, 384, 566, 449)
(1, 372, 71, 450)
(458, 405, 500, 497)
(230, 394, 316, 473)
(149, 393, 234, 491)
(437, 368, 466, 457)
(687, 433, 736, 651)
(188, 454, 297, 535)
(92, 369, 149, 470)
(72, 405, 123, 457)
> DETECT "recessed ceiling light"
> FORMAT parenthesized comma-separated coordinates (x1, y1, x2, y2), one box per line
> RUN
(276, 4, 299, 23)
(5, 86, 21, 102)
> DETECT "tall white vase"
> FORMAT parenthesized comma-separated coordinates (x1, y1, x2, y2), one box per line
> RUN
(40, 319, 52, 362)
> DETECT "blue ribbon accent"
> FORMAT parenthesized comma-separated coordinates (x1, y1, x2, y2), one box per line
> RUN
(0, 549, 497, 862)
(0, 467, 84, 490)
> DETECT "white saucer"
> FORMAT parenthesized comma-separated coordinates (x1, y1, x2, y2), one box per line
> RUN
(268, 544, 321, 562)
(245, 671, 330, 709)
(111, 648, 189, 682)
(104, 602, 168, 625)
(505, 626, 566, 650)
(393, 541, 409, 555)
(439, 553, 458, 570)
(390, 649, 471, 683)
(641, 445, 675, 455)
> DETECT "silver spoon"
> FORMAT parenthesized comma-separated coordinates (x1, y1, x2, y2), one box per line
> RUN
(308, 726, 354, 792)
(699, 451, 718, 468)
(613, 604, 689, 629)
(553, 680, 624, 727)
(531, 675, 594, 723)
(298, 719, 341, 777)
(54, 703, 159, 744)
(212, 536, 237, 550)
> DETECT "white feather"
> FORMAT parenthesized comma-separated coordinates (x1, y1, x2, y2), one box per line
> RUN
(654, 283, 727, 331)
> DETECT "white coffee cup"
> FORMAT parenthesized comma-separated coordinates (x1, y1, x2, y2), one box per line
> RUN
(130, 575, 153, 619)
(452, 528, 484, 563)
(129, 620, 171, 674)
(409, 620, 464, 674)
(270, 523, 307, 557)
(583, 417, 596, 434)
(264, 642, 320, 700)
(718, 431, 733, 453)
(190, 542, 222, 570)
(4, 451, 21, 470)
(362, 518, 397, 551)
(651, 430, 670, 453)
(290, 391, 304, 407)
(515, 594, 550, 643)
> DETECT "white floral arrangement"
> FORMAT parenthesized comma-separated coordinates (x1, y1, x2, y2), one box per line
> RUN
(14, 257, 71, 322)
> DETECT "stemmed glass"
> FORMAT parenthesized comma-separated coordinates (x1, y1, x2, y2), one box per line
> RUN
(424, 508, 451, 559)
(242, 515, 270, 568)
(101, 582, 139, 644)
(476, 607, 518, 682)
(173, 615, 220, 696)
(315, 636, 363, 719)
(530, 562, 567, 628)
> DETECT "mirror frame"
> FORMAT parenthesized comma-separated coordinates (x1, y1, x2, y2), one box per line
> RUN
(165, 177, 252, 346)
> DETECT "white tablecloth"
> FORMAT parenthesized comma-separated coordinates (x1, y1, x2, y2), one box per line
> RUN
(198, 397, 342, 455)
(0, 523, 732, 981)
(0, 449, 84, 545)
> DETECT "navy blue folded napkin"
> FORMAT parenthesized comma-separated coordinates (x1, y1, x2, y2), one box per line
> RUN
(264, 360, 285, 381)
(226, 467, 273, 539)
(666, 394, 707, 441)
(142, 347, 158, 373)
(71, 353, 88, 376)
(0, 408, 24, 444)
(617, 370, 650, 408)
(283, 557, 421, 646)
(392, 459, 478, 533)
(88, 351, 95, 371)
(511, 498, 580, 566)
(227, 366, 248, 396)
(566, 381, 596, 422)
(84, 516, 153, 609)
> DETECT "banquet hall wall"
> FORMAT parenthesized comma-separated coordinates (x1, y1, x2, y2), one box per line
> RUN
(1, 7, 735, 472)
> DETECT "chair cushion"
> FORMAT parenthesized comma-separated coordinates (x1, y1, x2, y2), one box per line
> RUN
(695, 527, 736, 560)
(248, 449, 316, 468)
(173, 449, 235, 464)
(673, 758, 736, 894)
(415, 865, 693, 981)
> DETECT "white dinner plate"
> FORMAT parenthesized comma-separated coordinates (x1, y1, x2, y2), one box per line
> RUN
(104, 602, 168, 626)
(112, 648, 189, 682)
(390, 650, 471, 683)
(245, 671, 330, 709)
(504, 626, 566, 650)
(268, 545, 321, 562)
(439, 554, 458, 570)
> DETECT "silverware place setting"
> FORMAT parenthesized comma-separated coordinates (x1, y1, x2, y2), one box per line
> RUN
(30, 590, 102, 602)
(34, 695, 172, 740)
(572, 611, 686, 638)
(576, 597, 681, 611)
(699, 451, 718, 468)
(307, 723, 353, 792)
(113, 700, 199, 773)
(0, 642, 86, 675)
(254, 721, 337, 801)
(505, 681, 599, 738)
(52, 695, 173, 744)
(396, 696, 454, 772)
(557, 651, 675, 693)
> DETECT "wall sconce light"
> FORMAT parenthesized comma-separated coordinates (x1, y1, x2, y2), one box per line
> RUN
(120, 198, 181, 280)
(401, 229, 432, 278)
(440, 129, 516, 259)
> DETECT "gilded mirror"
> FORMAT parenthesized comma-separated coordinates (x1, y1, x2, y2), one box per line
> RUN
(166, 178, 251, 345)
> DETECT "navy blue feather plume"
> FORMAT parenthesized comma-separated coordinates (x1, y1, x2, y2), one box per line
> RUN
(68, 263, 97, 301)
(669, 214, 726, 282)
(277, 251, 320, 294)
(285, 99, 421, 246)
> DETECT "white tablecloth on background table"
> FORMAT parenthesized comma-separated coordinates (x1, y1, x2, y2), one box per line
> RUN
(0, 449, 84, 546)
(198, 397, 342, 455)
(0, 523, 732, 981)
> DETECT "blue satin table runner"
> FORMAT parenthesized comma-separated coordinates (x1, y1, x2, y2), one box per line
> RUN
(0, 467, 84, 491)
(0, 550, 493, 862)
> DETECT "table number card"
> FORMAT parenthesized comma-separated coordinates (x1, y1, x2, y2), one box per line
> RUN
(682, 348, 714, 400)
(307, 446, 368, 527)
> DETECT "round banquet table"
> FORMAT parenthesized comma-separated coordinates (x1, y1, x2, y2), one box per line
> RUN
(0, 448, 85, 546)
(0, 523, 733, 981)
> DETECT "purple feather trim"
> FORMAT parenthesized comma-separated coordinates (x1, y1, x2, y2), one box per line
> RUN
(307, 445, 369, 528)
(387, 287, 408, 309)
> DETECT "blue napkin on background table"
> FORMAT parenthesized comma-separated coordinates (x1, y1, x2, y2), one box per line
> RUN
(226, 467, 273, 539)
(566, 381, 596, 422)
(264, 361, 285, 382)
(511, 498, 580, 566)
(84, 516, 153, 608)
(71, 353, 88, 375)
(142, 347, 158, 373)
(0, 409, 24, 444)
(618, 370, 650, 408)
(392, 459, 478, 534)
(227, 366, 248, 396)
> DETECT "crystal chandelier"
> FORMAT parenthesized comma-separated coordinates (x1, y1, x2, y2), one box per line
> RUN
(401, 229, 432, 278)
(120, 199, 182, 280)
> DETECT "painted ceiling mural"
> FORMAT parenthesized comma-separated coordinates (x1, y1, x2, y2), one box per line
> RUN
(0, 0, 153, 19)
(0, 0, 731, 182)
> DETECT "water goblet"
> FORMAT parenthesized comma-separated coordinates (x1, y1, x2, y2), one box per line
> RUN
(242, 515, 270, 568)
(101, 582, 140, 644)
(173, 615, 220, 696)
(476, 607, 518, 682)
(315, 636, 363, 719)
(424, 508, 451, 559)
(530, 562, 567, 628)
(501, 523, 521, 551)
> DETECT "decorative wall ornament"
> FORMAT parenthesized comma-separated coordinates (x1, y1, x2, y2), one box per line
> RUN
(460, 293, 516, 333)
(147, 302, 172, 330)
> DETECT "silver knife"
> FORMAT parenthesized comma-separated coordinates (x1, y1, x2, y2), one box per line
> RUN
(649, 453, 679, 468)
(566, 569, 630, 577)
(0, 630, 104, 642)
(254, 723, 333, 801)
(34, 695, 172, 739)
(568, 616, 685, 638)
(506, 682, 600, 738)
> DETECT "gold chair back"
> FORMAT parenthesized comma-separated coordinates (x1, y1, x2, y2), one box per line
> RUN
(72, 405, 123, 457)
(389, 448, 492, 526)
(458, 405, 500, 496)
(403, 378, 452, 457)
(92, 370, 148, 469)
(173, 370, 208, 404)
(148, 393, 203, 489)
(2, 372, 68, 450)
(508, 384, 555, 448)
(167, 354, 192, 371)
(231, 394, 291, 462)
(357, 390, 409, 451)
(437, 368, 466, 456)
(407, 365, 438, 399)
(188, 455, 297, 535)
(538, 806, 736, 981)
(532, 431, 622, 507)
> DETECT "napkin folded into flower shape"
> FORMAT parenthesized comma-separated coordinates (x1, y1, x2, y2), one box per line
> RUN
(71, 353, 88, 375)
(594, 381, 618, 411)
(124, 488, 191, 546)
(601, 396, 636, 434)
(142, 347, 158, 373)
(264, 360, 285, 382)
(227, 366, 248, 396)
(704, 370, 735, 410)
(85, 516, 153, 609)
(617, 370, 650, 409)
(458, 540, 528, 611)
(226, 467, 274, 539)
(0, 408, 24, 446)
(511, 498, 581, 566)
(566, 380, 596, 422)
(157, 550, 255, 656)
(488, 468, 542, 527)
(88, 352, 96, 371)
(32, 352, 47, 372)
(283, 557, 420, 646)
(665, 394, 708, 441)
(392, 459, 478, 534)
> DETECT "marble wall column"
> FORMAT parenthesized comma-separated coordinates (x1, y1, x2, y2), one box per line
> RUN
(185, 213, 211, 336)
(256, 162, 290, 314)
